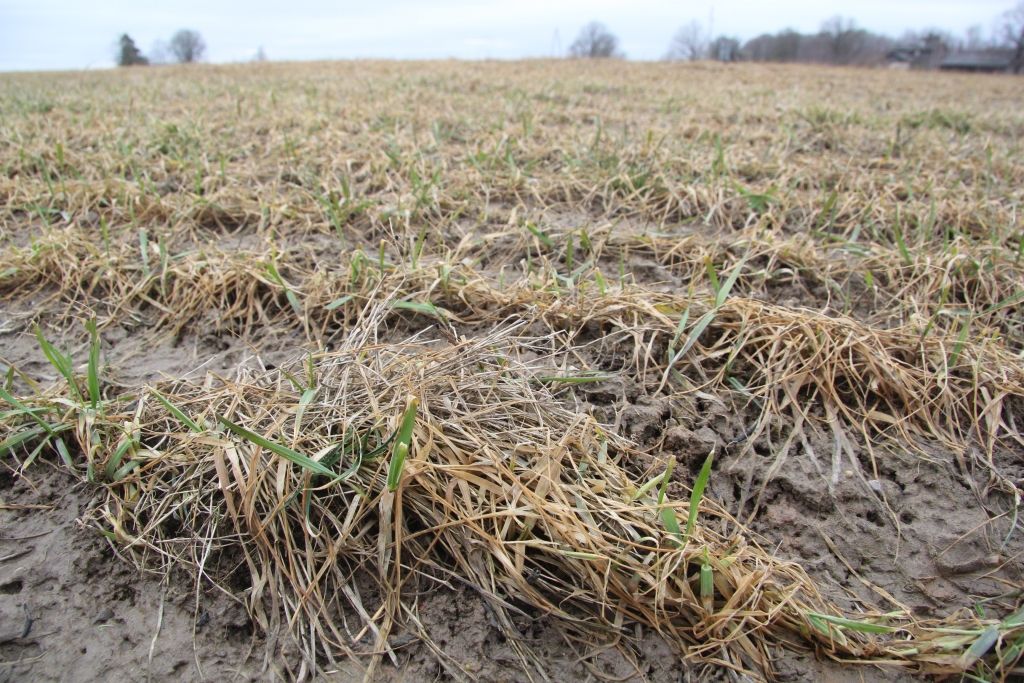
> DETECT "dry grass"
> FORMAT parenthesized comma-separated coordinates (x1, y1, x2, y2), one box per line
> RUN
(2, 60, 1023, 680)
(7, 308, 1024, 680)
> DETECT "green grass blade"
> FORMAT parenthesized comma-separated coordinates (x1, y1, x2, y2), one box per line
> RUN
(387, 396, 419, 491)
(21, 433, 53, 469)
(35, 326, 82, 402)
(294, 388, 316, 435)
(284, 289, 302, 316)
(675, 309, 717, 361)
(657, 457, 674, 505)
(265, 261, 303, 317)
(86, 317, 101, 410)
(525, 222, 553, 248)
(324, 294, 353, 311)
(960, 625, 999, 668)
(982, 290, 1024, 316)
(151, 389, 203, 433)
(668, 308, 691, 355)
(806, 613, 849, 647)
(715, 254, 749, 308)
(1002, 606, 1024, 629)
(391, 300, 445, 320)
(0, 385, 54, 436)
(112, 459, 143, 481)
(704, 258, 721, 299)
(105, 438, 135, 481)
(893, 216, 912, 266)
(632, 470, 666, 501)
(660, 507, 683, 543)
(700, 559, 713, 599)
(219, 417, 335, 477)
(655, 458, 684, 543)
(0, 425, 47, 455)
(948, 316, 972, 369)
(684, 450, 715, 541)
(54, 436, 74, 469)
(804, 611, 898, 634)
(700, 550, 714, 612)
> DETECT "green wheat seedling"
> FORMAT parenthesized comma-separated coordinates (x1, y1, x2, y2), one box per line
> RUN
(264, 259, 303, 318)
(219, 416, 339, 478)
(387, 395, 419, 491)
(700, 547, 715, 615)
(658, 256, 748, 393)
(391, 299, 446, 321)
(35, 325, 84, 404)
(86, 318, 101, 411)
(0, 384, 71, 468)
(685, 450, 715, 542)
(1, 320, 102, 470)
(656, 457, 683, 544)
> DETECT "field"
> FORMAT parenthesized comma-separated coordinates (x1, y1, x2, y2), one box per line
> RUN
(1, 59, 1023, 681)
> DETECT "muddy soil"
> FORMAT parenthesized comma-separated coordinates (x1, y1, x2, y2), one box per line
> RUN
(1, 240, 1020, 682)
(6, 307, 1015, 682)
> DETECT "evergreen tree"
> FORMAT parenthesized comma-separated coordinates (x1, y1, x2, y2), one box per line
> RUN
(117, 34, 148, 67)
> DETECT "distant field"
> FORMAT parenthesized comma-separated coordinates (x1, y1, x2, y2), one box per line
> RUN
(1, 60, 1022, 681)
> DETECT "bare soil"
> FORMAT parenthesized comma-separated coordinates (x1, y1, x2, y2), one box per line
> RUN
(3, 312, 1017, 681)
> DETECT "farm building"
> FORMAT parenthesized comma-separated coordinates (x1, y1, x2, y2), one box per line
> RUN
(886, 45, 944, 70)
(940, 49, 1016, 73)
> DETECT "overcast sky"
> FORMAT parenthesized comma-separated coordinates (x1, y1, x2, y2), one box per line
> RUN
(0, 0, 1017, 71)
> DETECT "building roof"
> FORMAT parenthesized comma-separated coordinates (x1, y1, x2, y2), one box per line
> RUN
(940, 50, 1014, 71)
(886, 48, 924, 63)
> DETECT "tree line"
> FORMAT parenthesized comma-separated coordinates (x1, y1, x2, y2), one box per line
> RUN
(117, 29, 207, 66)
(570, 3, 1024, 73)
(115, 3, 1024, 73)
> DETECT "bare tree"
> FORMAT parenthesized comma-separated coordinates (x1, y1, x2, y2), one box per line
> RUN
(821, 16, 866, 64)
(666, 21, 707, 61)
(169, 29, 207, 64)
(1001, 2, 1024, 73)
(568, 22, 622, 59)
(116, 34, 148, 66)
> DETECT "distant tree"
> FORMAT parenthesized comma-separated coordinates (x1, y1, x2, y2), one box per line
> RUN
(741, 33, 773, 61)
(922, 30, 953, 64)
(708, 36, 741, 62)
(665, 21, 707, 61)
(748, 29, 802, 62)
(568, 22, 622, 59)
(821, 16, 866, 64)
(254, 46, 268, 62)
(116, 34, 148, 67)
(1001, 2, 1024, 73)
(895, 30, 951, 69)
(924, 30, 956, 50)
(169, 29, 206, 63)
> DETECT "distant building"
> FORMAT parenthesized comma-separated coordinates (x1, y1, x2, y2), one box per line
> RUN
(885, 44, 945, 70)
(940, 49, 1015, 73)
